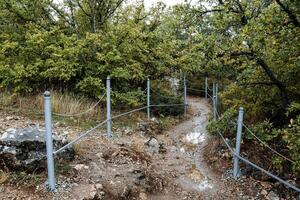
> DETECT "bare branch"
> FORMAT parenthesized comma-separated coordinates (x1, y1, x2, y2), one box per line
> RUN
(274, 0, 300, 28)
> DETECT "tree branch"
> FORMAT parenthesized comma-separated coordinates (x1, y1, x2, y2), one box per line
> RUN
(226, 51, 290, 108)
(77, 1, 91, 17)
(274, 0, 300, 28)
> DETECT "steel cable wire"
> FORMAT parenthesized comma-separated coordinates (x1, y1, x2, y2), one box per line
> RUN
(187, 88, 205, 92)
(216, 127, 300, 193)
(54, 103, 186, 154)
(242, 123, 296, 164)
(54, 119, 107, 154)
(206, 82, 300, 192)
(111, 106, 148, 120)
(151, 103, 186, 107)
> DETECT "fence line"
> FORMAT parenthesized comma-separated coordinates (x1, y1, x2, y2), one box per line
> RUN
(111, 106, 148, 120)
(187, 88, 205, 92)
(44, 76, 190, 191)
(151, 103, 186, 107)
(242, 123, 296, 164)
(54, 119, 107, 155)
(216, 128, 300, 193)
(52, 93, 106, 117)
(43, 76, 300, 193)
(205, 79, 300, 193)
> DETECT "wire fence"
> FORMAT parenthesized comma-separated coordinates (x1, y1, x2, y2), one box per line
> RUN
(216, 126, 300, 193)
(42, 76, 300, 193)
(54, 119, 108, 155)
(42, 76, 189, 191)
(242, 123, 296, 164)
(204, 78, 300, 193)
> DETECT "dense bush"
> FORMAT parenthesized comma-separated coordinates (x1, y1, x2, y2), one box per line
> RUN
(0, 1, 181, 108)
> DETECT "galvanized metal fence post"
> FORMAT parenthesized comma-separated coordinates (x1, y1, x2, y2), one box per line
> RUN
(213, 95, 217, 121)
(233, 107, 244, 178)
(147, 78, 150, 120)
(184, 74, 187, 115)
(213, 82, 216, 121)
(205, 77, 208, 99)
(44, 91, 56, 191)
(106, 77, 112, 137)
(216, 83, 218, 108)
(213, 81, 216, 98)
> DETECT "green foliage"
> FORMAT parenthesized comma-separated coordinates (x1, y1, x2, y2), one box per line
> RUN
(282, 114, 300, 172)
(286, 102, 300, 116)
(207, 108, 237, 137)
(76, 76, 104, 99)
(246, 121, 278, 141)
(151, 80, 184, 116)
(112, 90, 146, 108)
(0, 1, 180, 108)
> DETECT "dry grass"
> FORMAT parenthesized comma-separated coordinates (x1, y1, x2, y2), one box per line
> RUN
(73, 143, 86, 155)
(0, 171, 9, 184)
(0, 91, 104, 119)
(131, 139, 146, 153)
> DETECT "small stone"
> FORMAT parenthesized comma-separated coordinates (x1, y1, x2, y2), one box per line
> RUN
(89, 186, 97, 199)
(99, 191, 105, 197)
(95, 183, 103, 190)
(139, 192, 147, 200)
(145, 137, 159, 154)
(5, 117, 13, 121)
(96, 153, 103, 158)
(146, 137, 159, 147)
(261, 189, 268, 196)
(121, 186, 130, 198)
(170, 146, 177, 152)
(267, 191, 280, 200)
(74, 164, 89, 171)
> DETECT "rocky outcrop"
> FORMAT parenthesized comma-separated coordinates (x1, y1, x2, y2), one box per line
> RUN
(0, 127, 74, 172)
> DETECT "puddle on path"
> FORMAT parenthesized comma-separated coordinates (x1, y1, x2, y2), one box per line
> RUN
(178, 164, 215, 193)
(185, 131, 206, 144)
(179, 176, 214, 192)
(197, 179, 214, 191)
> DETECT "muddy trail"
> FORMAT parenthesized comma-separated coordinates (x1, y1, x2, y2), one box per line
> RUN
(0, 97, 263, 199)
(147, 97, 240, 199)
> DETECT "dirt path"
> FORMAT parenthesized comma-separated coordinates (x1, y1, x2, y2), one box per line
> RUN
(146, 97, 241, 199)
